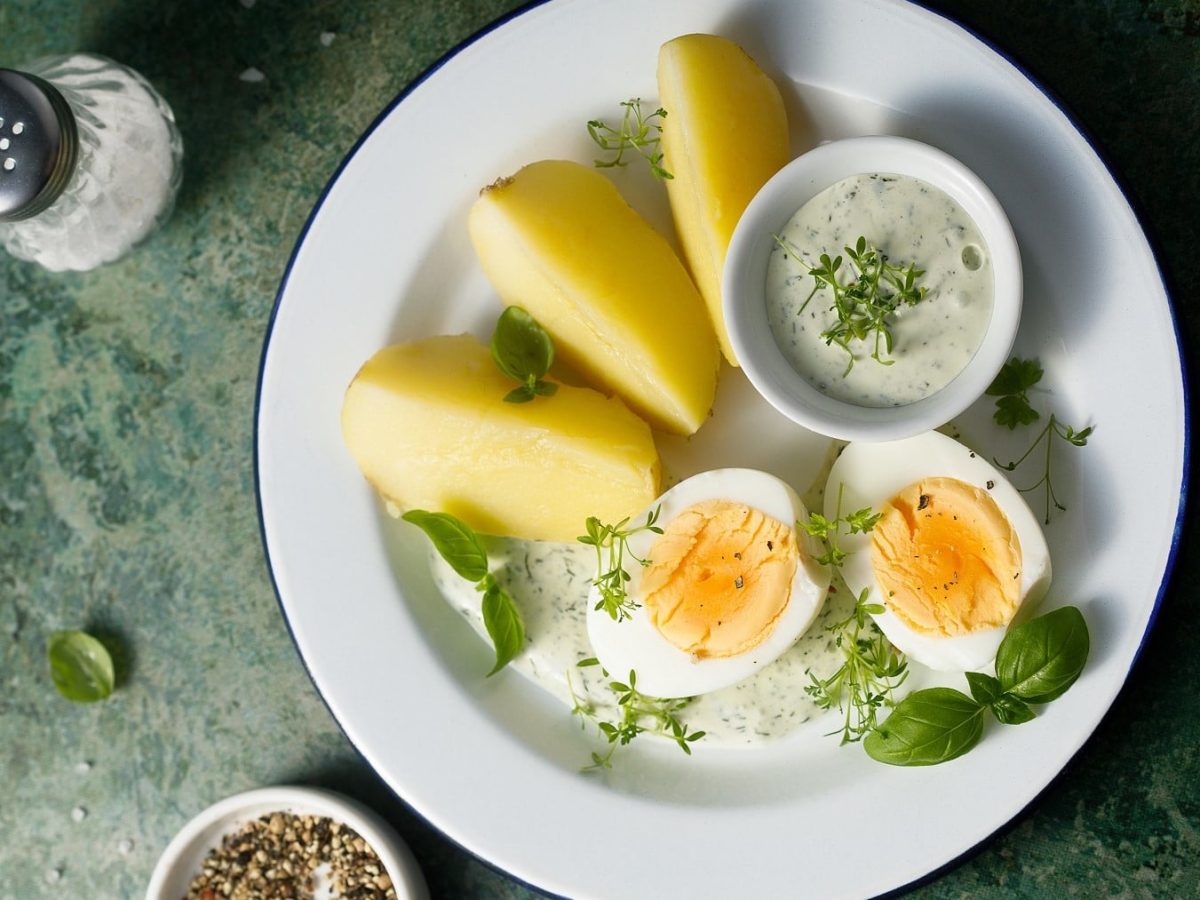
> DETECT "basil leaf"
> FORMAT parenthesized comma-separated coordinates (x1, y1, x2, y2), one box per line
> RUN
(965, 671, 1002, 707)
(503, 384, 535, 404)
(48, 631, 115, 703)
(965, 672, 1035, 725)
(992, 693, 1036, 725)
(491, 306, 554, 382)
(405, 513, 523, 675)
(482, 582, 525, 676)
(996, 606, 1090, 703)
(401, 510, 489, 582)
(864, 688, 986, 766)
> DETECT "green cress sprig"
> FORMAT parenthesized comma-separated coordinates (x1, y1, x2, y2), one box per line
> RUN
(569, 659, 704, 770)
(578, 506, 664, 622)
(864, 606, 1090, 766)
(801, 482, 882, 569)
(491, 306, 558, 404)
(800, 484, 907, 744)
(401, 510, 524, 675)
(587, 99, 673, 180)
(774, 234, 928, 376)
(986, 357, 1095, 524)
(805, 590, 909, 744)
(48, 630, 115, 703)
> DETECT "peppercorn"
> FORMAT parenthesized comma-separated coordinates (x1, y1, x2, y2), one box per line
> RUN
(184, 812, 398, 900)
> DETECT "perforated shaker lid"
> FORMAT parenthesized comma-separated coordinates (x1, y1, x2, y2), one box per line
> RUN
(0, 69, 77, 222)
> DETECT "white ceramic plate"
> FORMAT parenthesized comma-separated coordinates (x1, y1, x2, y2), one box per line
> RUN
(255, 1, 1187, 897)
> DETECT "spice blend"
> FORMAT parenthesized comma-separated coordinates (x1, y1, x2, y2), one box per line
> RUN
(185, 811, 399, 899)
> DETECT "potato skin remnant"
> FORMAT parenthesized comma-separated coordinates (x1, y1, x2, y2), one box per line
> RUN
(870, 477, 1022, 637)
(641, 500, 798, 657)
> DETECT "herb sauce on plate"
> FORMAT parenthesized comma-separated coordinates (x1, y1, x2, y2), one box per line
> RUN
(428, 540, 849, 745)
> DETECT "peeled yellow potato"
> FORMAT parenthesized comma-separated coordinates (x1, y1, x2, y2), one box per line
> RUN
(658, 33, 791, 366)
(468, 159, 719, 436)
(341, 334, 660, 542)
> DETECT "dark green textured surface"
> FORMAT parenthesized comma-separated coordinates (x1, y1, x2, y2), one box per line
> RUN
(0, 1, 1196, 898)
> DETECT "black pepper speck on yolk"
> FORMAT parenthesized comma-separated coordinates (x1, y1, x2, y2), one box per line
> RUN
(870, 477, 1022, 636)
(641, 500, 798, 657)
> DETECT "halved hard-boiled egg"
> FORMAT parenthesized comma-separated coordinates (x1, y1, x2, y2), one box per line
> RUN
(586, 469, 831, 698)
(826, 431, 1051, 671)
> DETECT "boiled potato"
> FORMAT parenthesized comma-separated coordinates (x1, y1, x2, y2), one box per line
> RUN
(658, 33, 791, 366)
(341, 334, 660, 542)
(468, 159, 719, 436)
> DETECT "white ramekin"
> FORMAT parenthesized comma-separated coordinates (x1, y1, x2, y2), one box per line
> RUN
(723, 135, 1021, 442)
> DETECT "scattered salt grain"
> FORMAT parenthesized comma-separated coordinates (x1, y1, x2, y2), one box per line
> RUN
(45, 868, 62, 884)
(75, 761, 92, 774)
(239, 67, 266, 84)
(320, 31, 337, 47)
(71, 806, 87, 823)
(239, 0, 256, 8)
(117, 838, 134, 856)
(1, 599, 18, 637)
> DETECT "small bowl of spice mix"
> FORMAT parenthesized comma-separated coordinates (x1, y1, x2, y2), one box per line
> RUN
(146, 785, 428, 900)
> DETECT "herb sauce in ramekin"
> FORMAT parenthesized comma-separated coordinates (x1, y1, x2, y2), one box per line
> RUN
(766, 173, 994, 407)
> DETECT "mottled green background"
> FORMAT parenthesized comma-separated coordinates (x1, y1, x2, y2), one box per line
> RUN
(1, 1, 1196, 897)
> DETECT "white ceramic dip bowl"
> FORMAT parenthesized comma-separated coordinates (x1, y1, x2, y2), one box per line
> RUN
(145, 785, 428, 900)
(723, 135, 1021, 442)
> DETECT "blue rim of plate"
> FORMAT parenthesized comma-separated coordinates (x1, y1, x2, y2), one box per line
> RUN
(252, 2, 1190, 897)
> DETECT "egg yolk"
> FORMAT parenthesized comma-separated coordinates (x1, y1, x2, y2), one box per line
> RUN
(870, 476, 1022, 637)
(640, 499, 798, 658)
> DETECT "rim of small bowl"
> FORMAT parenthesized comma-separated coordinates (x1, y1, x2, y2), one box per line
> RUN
(723, 134, 1022, 442)
(144, 785, 429, 900)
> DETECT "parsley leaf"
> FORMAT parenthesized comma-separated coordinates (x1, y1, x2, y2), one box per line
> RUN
(987, 356, 1043, 397)
(993, 393, 1041, 429)
(986, 357, 1043, 429)
(987, 356, 1094, 522)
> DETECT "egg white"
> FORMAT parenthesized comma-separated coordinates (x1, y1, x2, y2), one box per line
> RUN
(585, 468, 831, 699)
(826, 431, 1052, 672)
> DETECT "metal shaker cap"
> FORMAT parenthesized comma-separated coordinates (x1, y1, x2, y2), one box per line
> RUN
(0, 69, 78, 222)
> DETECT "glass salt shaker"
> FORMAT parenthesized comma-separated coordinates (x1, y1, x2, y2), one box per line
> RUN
(0, 53, 183, 272)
